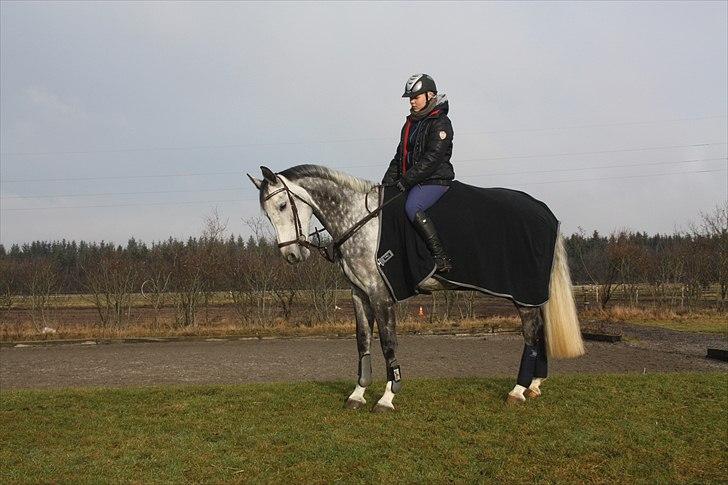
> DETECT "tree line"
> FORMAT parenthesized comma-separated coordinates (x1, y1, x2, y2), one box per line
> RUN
(1, 205, 725, 329)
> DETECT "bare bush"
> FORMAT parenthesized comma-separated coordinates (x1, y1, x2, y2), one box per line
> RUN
(298, 254, 343, 324)
(692, 202, 727, 309)
(228, 217, 280, 324)
(21, 258, 59, 331)
(80, 251, 138, 327)
(140, 250, 172, 329)
(573, 228, 620, 309)
(0, 259, 17, 323)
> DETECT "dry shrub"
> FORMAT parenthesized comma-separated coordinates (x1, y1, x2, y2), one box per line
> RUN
(1, 314, 523, 343)
(579, 304, 722, 323)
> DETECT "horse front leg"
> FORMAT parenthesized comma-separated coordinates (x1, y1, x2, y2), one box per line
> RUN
(371, 300, 401, 413)
(345, 285, 375, 410)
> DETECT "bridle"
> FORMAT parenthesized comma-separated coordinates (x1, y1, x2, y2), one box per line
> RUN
(263, 175, 404, 263)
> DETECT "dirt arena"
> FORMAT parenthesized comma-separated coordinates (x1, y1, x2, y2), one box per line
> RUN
(1, 323, 725, 390)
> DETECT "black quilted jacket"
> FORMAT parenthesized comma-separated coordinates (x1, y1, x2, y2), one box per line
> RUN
(382, 99, 454, 188)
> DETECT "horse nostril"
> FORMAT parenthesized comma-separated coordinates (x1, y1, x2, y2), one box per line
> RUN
(286, 253, 298, 264)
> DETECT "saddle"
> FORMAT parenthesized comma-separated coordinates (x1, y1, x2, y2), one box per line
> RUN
(375, 181, 559, 306)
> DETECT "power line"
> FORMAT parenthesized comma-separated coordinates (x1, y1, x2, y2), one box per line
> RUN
(2, 187, 242, 200)
(341, 142, 728, 169)
(3, 141, 726, 184)
(1, 114, 725, 157)
(501, 168, 726, 187)
(3, 168, 724, 212)
(465, 157, 727, 179)
(3, 156, 725, 200)
(1, 170, 242, 184)
(2, 198, 248, 211)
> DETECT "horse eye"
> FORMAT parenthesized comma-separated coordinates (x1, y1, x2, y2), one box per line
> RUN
(278, 202, 287, 211)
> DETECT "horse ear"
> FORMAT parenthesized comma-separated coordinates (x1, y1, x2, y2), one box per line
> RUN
(260, 166, 278, 185)
(246, 173, 263, 190)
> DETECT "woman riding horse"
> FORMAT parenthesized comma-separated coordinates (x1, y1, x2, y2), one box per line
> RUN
(248, 75, 585, 410)
(382, 73, 454, 273)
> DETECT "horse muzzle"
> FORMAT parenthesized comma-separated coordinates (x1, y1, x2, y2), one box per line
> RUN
(282, 245, 310, 265)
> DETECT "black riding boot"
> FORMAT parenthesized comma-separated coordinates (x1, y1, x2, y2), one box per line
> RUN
(413, 211, 452, 273)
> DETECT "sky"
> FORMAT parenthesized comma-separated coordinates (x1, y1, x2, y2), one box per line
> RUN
(1, 1, 726, 247)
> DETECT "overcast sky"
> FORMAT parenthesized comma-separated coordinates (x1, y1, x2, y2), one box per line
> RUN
(1, 1, 726, 247)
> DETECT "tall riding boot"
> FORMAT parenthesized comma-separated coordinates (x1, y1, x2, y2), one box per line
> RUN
(413, 211, 453, 273)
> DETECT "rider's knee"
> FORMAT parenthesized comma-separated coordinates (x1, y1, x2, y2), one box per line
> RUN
(404, 202, 419, 222)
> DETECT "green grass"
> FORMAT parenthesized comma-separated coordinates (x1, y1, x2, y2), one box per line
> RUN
(1, 373, 726, 483)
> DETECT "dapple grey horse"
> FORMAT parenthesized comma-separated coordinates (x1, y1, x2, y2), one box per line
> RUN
(249, 164, 584, 412)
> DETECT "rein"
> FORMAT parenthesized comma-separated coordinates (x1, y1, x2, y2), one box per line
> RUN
(265, 178, 403, 263)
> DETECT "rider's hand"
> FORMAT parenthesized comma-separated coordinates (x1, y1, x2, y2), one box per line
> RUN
(395, 179, 408, 192)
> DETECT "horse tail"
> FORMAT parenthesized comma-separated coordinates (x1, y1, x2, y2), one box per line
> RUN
(543, 232, 585, 359)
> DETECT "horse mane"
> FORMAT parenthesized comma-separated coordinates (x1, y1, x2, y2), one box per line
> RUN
(281, 164, 375, 192)
(259, 164, 375, 205)
(281, 165, 376, 192)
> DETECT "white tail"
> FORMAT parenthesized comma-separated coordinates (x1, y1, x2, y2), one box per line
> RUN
(543, 233, 585, 359)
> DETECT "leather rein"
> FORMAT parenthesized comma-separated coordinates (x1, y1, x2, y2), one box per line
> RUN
(264, 177, 403, 263)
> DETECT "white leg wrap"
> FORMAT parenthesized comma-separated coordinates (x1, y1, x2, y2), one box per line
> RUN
(348, 384, 366, 403)
(529, 378, 543, 391)
(376, 381, 396, 409)
(509, 384, 527, 401)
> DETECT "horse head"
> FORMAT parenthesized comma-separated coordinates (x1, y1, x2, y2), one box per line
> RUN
(247, 166, 313, 264)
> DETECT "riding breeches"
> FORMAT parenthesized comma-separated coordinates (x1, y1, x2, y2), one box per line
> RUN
(405, 184, 449, 222)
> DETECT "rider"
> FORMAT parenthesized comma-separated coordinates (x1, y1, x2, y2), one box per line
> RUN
(382, 73, 455, 273)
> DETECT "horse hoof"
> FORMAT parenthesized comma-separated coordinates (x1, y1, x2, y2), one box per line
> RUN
(345, 398, 365, 410)
(505, 394, 526, 406)
(524, 388, 541, 399)
(371, 403, 395, 413)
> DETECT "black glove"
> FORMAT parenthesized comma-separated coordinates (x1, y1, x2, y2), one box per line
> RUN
(395, 179, 408, 192)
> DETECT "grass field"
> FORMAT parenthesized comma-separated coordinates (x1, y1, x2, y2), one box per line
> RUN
(1, 373, 726, 483)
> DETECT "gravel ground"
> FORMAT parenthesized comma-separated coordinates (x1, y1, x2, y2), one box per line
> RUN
(1, 325, 725, 390)
(616, 322, 727, 356)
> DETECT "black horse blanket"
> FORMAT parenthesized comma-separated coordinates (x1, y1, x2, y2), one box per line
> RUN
(375, 181, 559, 306)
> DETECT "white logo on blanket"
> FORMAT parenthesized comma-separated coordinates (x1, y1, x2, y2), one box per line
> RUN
(377, 250, 394, 266)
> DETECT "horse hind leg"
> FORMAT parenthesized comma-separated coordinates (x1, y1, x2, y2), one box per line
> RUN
(523, 313, 548, 399)
(507, 305, 548, 405)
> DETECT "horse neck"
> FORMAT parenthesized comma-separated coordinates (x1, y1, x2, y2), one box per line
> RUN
(295, 177, 371, 238)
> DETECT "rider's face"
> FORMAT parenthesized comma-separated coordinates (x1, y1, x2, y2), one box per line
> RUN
(409, 93, 429, 112)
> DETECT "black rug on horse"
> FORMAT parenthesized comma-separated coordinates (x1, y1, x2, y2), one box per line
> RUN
(375, 181, 559, 306)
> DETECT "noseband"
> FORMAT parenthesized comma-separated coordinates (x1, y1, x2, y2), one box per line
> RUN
(263, 176, 404, 263)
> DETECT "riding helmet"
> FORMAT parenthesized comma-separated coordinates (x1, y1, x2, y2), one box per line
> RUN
(402, 73, 437, 98)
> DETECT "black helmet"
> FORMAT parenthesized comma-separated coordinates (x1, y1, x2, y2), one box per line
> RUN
(402, 73, 437, 98)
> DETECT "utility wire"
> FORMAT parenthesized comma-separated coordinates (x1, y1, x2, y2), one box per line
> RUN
(2, 187, 242, 200)
(2, 198, 248, 211)
(465, 156, 727, 179)
(3, 156, 725, 200)
(1, 114, 725, 157)
(3, 168, 724, 211)
(341, 142, 728, 169)
(510, 168, 725, 187)
(3, 141, 726, 184)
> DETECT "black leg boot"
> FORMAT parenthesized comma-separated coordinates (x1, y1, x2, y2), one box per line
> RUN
(413, 211, 453, 273)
